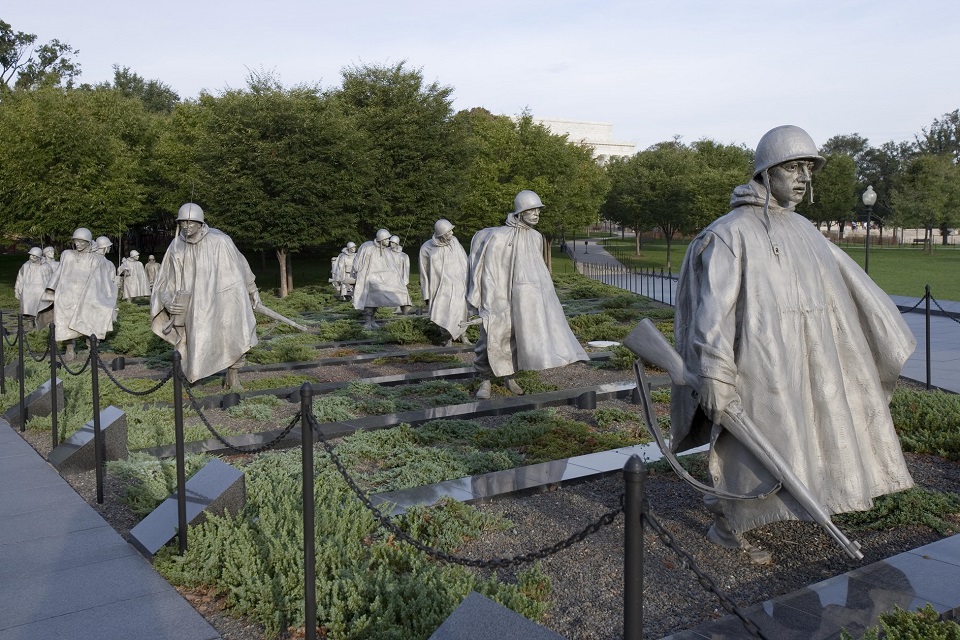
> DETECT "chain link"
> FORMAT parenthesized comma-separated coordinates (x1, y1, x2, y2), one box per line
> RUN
(180, 371, 301, 454)
(642, 508, 771, 640)
(898, 295, 927, 315)
(95, 353, 174, 396)
(2, 325, 17, 348)
(57, 350, 92, 376)
(24, 336, 50, 362)
(306, 413, 623, 568)
(928, 293, 960, 325)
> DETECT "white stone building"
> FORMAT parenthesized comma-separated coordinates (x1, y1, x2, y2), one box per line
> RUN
(533, 118, 635, 163)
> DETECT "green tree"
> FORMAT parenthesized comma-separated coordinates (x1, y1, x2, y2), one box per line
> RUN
(0, 20, 80, 90)
(797, 153, 857, 232)
(602, 138, 751, 270)
(918, 109, 960, 163)
(0, 86, 155, 245)
(453, 109, 608, 269)
(890, 153, 960, 250)
(334, 61, 466, 245)
(160, 72, 371, 296)
(96, 65, 180, 113)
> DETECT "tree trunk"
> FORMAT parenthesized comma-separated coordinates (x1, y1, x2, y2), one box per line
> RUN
(634, 230, 642, 254)
(543, 236, 552, 272)
(286, 252, 294, 293)
(276, 247, 288, 298)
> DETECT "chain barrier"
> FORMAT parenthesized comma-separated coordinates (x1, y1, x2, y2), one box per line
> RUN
(928, 294, 960, 325)
(306, 413, 623, 568)
(898, 295, 927, 315)
(23, 335, 50, 362)
(95, 353, 174, 396)
(57, 350, 92, 376)
(642, 508, 771, 640)
(180, 371, 301, 454)
(2, 325, 18, 347)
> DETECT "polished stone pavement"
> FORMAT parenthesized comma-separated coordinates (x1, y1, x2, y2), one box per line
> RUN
(0, 418, 220, 640)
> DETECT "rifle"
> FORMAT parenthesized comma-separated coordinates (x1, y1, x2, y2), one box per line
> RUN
(624, 318, 864, 561)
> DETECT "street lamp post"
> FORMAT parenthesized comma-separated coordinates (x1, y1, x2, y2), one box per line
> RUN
(862, 185, 877, 274)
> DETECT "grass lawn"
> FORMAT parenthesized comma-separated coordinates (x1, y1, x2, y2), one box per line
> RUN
(599, 237, 960, 302)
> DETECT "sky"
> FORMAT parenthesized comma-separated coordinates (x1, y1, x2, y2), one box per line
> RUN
(6, 0, 960, 153)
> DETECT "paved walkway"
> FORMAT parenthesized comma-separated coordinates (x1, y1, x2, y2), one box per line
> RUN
(566, 238, 960, 393)
(0, 419, 220, 640)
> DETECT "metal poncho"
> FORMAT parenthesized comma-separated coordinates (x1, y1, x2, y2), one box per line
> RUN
(351, 240, 411, 309)
(15, 259, 54, 317)
(120, 257, 150, 298)
(144, 259, 160, 287)
(43, 249, 118, 340)
(671, 180, 915, 534)
(467, 213, 588, 377)
(419, 233, 469, 339)
(150, 224, 258, 383)
(332, 248, 357, 297)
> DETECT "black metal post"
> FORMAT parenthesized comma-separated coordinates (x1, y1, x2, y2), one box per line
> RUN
(301, 382, 317, 640)
(49, 323, 58, 449)
(91, 335, 104, 504)
(172, 351, 188, 554)
(865, 205, 872, 274)
(925, 285, 931, 390)
(624, 454, 646, 638)
(0, 309, 6, 395)
(18, 314, 25, 432)
(659, 268, 664, 303)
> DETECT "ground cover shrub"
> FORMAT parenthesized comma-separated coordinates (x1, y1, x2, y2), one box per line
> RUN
(372, 352, 461, 365)
(600, 345, 636, 370)
(227, 396, 283, 421)
(382, 317, 433, 344)
(568, 312, 631, 342)
(105, 301, 169, 357)
(107, 452, 211, 515)
(841, 603, 960, 639)
(834, 487, 960, 535)
(890, 389, 960, 460)
(312, 319, 366, 342)
(469, 409, 642, 464)
(154, 448, 549, 638)
(312, 395, 358, 423)
(240, 374, 316, 392)
(509, 370, 558, 394)
(593, 407, 646, 435)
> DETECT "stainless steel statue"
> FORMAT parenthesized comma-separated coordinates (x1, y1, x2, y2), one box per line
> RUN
(467, 190, 589, 399)
(419, 219, 470, 345)
(331, 242, 357, 301)
(388, 234, 412, 314)
(14, 247, 54, 328)
(669, 125, 915, 562)
(150, 203, 259, 389)
(144, 255, 160, 290)
(42, 228, 118, 359)
(42, 246, 57, 266)
(351, 229, 412, 329)
(119, 250, 150, 300)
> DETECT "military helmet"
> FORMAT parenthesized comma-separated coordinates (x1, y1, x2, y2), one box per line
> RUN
(43, 246, 55, 256)
(95, 236, 112, 250)
(346, 241, 357, 249)
(375, 229, 390, 242)
(177, 202, 205, 222)
(753, 125, 825, 177)
(28, 247, 43, 257)
(434, 219, 454, 237)
(148, 255, 155, 260)
(72, 227, 93, 242)
(130, 250, 139, 258)
(510, 190, 545, 216)
(389, 235, 400, 245)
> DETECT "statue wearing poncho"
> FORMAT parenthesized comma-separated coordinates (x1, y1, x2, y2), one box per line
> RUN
(467, 192, 588, 382)
(419, 219, 470, 341)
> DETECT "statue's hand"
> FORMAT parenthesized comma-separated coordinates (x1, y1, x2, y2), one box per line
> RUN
(167, 300, 186, 315)
(699, 377, 738, 424)
(250, 289, 262, 310)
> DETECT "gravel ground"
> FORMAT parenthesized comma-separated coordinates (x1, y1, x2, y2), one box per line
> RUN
(17, 353, 960, 640)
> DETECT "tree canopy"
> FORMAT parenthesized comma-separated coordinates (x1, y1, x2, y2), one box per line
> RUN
(0, 20, 80, 91)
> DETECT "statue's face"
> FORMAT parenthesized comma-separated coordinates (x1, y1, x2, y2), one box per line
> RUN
(768, 160, 813, 209)
(520, 207, 541, 226)
(439, 230, 454, 243)
(43, 249, 54, 259)
(29, 254, 41, 263)
(180, 220, 203, 241)
(74, 239, 89, 252)
(348, 246, 357, 254)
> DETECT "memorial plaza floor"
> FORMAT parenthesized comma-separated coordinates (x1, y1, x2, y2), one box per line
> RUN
(1, 243, 958, 639)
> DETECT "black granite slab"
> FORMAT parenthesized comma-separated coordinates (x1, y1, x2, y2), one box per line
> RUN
(1, 377, 64, 429)
(47, 405, 128, 474)
(428, 591, 565, 639)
